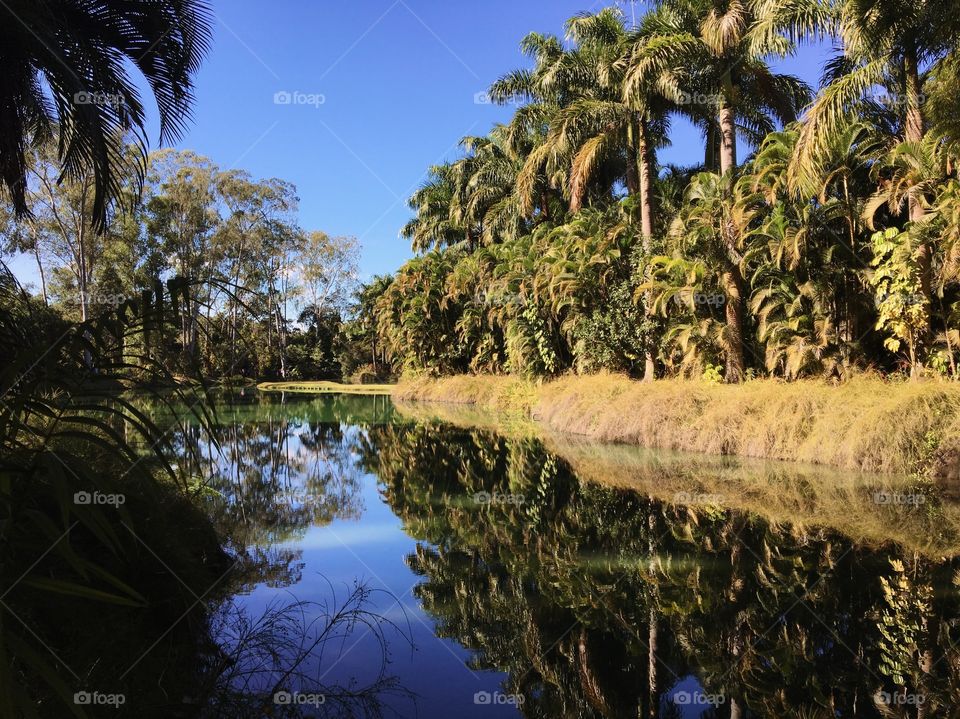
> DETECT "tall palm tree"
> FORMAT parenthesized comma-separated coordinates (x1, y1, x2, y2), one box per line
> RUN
(795, 0, 960, 306)
(628, 0, 816, 176)
(0, 0, 212, 231)
(402, 164, 462, 253)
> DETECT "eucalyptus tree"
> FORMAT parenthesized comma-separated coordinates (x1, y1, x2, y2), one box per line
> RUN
(0, 0, 212, 231)
(210, 171, 302, 374)
(23, 145, 106, 321)
(143, 149, 220, 366)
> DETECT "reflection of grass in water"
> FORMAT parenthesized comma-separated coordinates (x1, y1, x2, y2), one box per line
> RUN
(393, 400, 960, 556)
(395, 373, 960, 476)
(557, 440, 959, 556)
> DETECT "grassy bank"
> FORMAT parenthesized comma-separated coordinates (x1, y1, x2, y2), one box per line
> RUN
(394, 374, 960, 478)
(257, 380, 394, 394)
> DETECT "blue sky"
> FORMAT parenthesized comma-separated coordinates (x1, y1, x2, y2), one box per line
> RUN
(9, 0, 834, 285)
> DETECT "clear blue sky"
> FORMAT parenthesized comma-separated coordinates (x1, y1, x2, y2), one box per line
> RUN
(9, 0, 833, 286)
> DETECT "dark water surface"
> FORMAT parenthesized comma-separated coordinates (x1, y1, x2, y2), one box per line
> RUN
(158, 392, 960, 717)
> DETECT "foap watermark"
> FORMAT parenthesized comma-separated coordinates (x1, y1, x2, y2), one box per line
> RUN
(673, 491, 725, 506)
(875, 290, 925, 308)
(873, 491, 925, 506)
(674, 691, 725, 706)
(473, 91, 522, 107)
(677, 92, 723, 108)
(469, 290, 526, 308)
(674, 291, 726, 308)
(74, 490, 126, 508)
(277, 490, 331, 505)
(867, 90, 927, 109)
(73, 291, 130, 308)
(74, 91, 126, 108)
(273, 691, 326, 707)
(474, 691, 524, 706)
(74, 691, 126, 708)
(877, 691, 926, 707)
(473, 491, 525, 506)
(273, 90, 326, 109)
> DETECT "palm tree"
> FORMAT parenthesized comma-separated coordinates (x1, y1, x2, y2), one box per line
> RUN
(628, 0, 816, 176)
(668, 171, 753, 380)
(0, 0, 212, 231)
(795, 0, 960, 306)
(402, 164, 462, 252)
(490, 30, 582, 223)
(450, 129, 527, 246)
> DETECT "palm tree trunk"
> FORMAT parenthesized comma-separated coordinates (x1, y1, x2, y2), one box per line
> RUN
(905, 48, 933, 326)
(647, 608, 658, 717)
(647, 503, 659, 717)
(719, 105, 737, 176)
(721, 262, 746, 382)
(638, 122, 654, 241)
(638, 119, 657, 381)
(705, 122, 721, 171)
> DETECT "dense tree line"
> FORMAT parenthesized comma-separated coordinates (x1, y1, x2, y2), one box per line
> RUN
(2, 145, 371, 381)
(373, 0, 960, 381)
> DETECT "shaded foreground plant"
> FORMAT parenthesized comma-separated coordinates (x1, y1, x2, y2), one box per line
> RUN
(200, 583, 414, 718)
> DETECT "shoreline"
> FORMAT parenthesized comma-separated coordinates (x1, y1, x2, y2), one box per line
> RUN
(393, 374, 960, 479)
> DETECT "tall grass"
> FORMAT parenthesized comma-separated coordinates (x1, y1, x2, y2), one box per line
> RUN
(393, 399, 958, 556)
(394, 373, 960, 477)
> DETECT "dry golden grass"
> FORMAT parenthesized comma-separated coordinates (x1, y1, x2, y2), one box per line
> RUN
(391, 398, 960, 556)
(258, 381, 394, 394)
(394, 373, 960, 477)
(394, 375, 537, 413)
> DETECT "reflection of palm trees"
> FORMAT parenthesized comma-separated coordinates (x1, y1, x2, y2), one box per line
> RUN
(365, 418, 960, 718)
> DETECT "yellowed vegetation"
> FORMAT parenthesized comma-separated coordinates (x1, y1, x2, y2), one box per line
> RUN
(393, 398, 960, 556)
(258, 381, 394, 394)
(394, 373, 960, 476)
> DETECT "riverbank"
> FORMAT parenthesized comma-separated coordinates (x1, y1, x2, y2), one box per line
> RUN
(257, 380, 393, 394)
(394, 374, 960, 478)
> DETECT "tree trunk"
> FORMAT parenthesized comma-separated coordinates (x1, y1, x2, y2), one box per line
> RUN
(721, 262, 746, 382)
(647, 608, 658, 718)
(647, 500, 658, 717)
(905, 47, 932, 332)
(32, 241, 48, 307)
(637, 120, 657, 382)
(718, 105, 737, 176)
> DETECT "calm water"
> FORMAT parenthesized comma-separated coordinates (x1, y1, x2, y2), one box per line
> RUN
(162, 392, 960, 718)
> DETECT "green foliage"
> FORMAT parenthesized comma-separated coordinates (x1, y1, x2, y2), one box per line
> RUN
(373, 0, 960, 383)
(870, 228, 929, 374)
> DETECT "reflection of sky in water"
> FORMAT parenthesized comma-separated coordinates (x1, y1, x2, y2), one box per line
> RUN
(233, 421, 520, 718)
(663, 676, 726, 719)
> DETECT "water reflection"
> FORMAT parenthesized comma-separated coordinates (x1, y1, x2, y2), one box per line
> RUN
(83, 392, 960, 718)
(361, 419, 960, 718)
